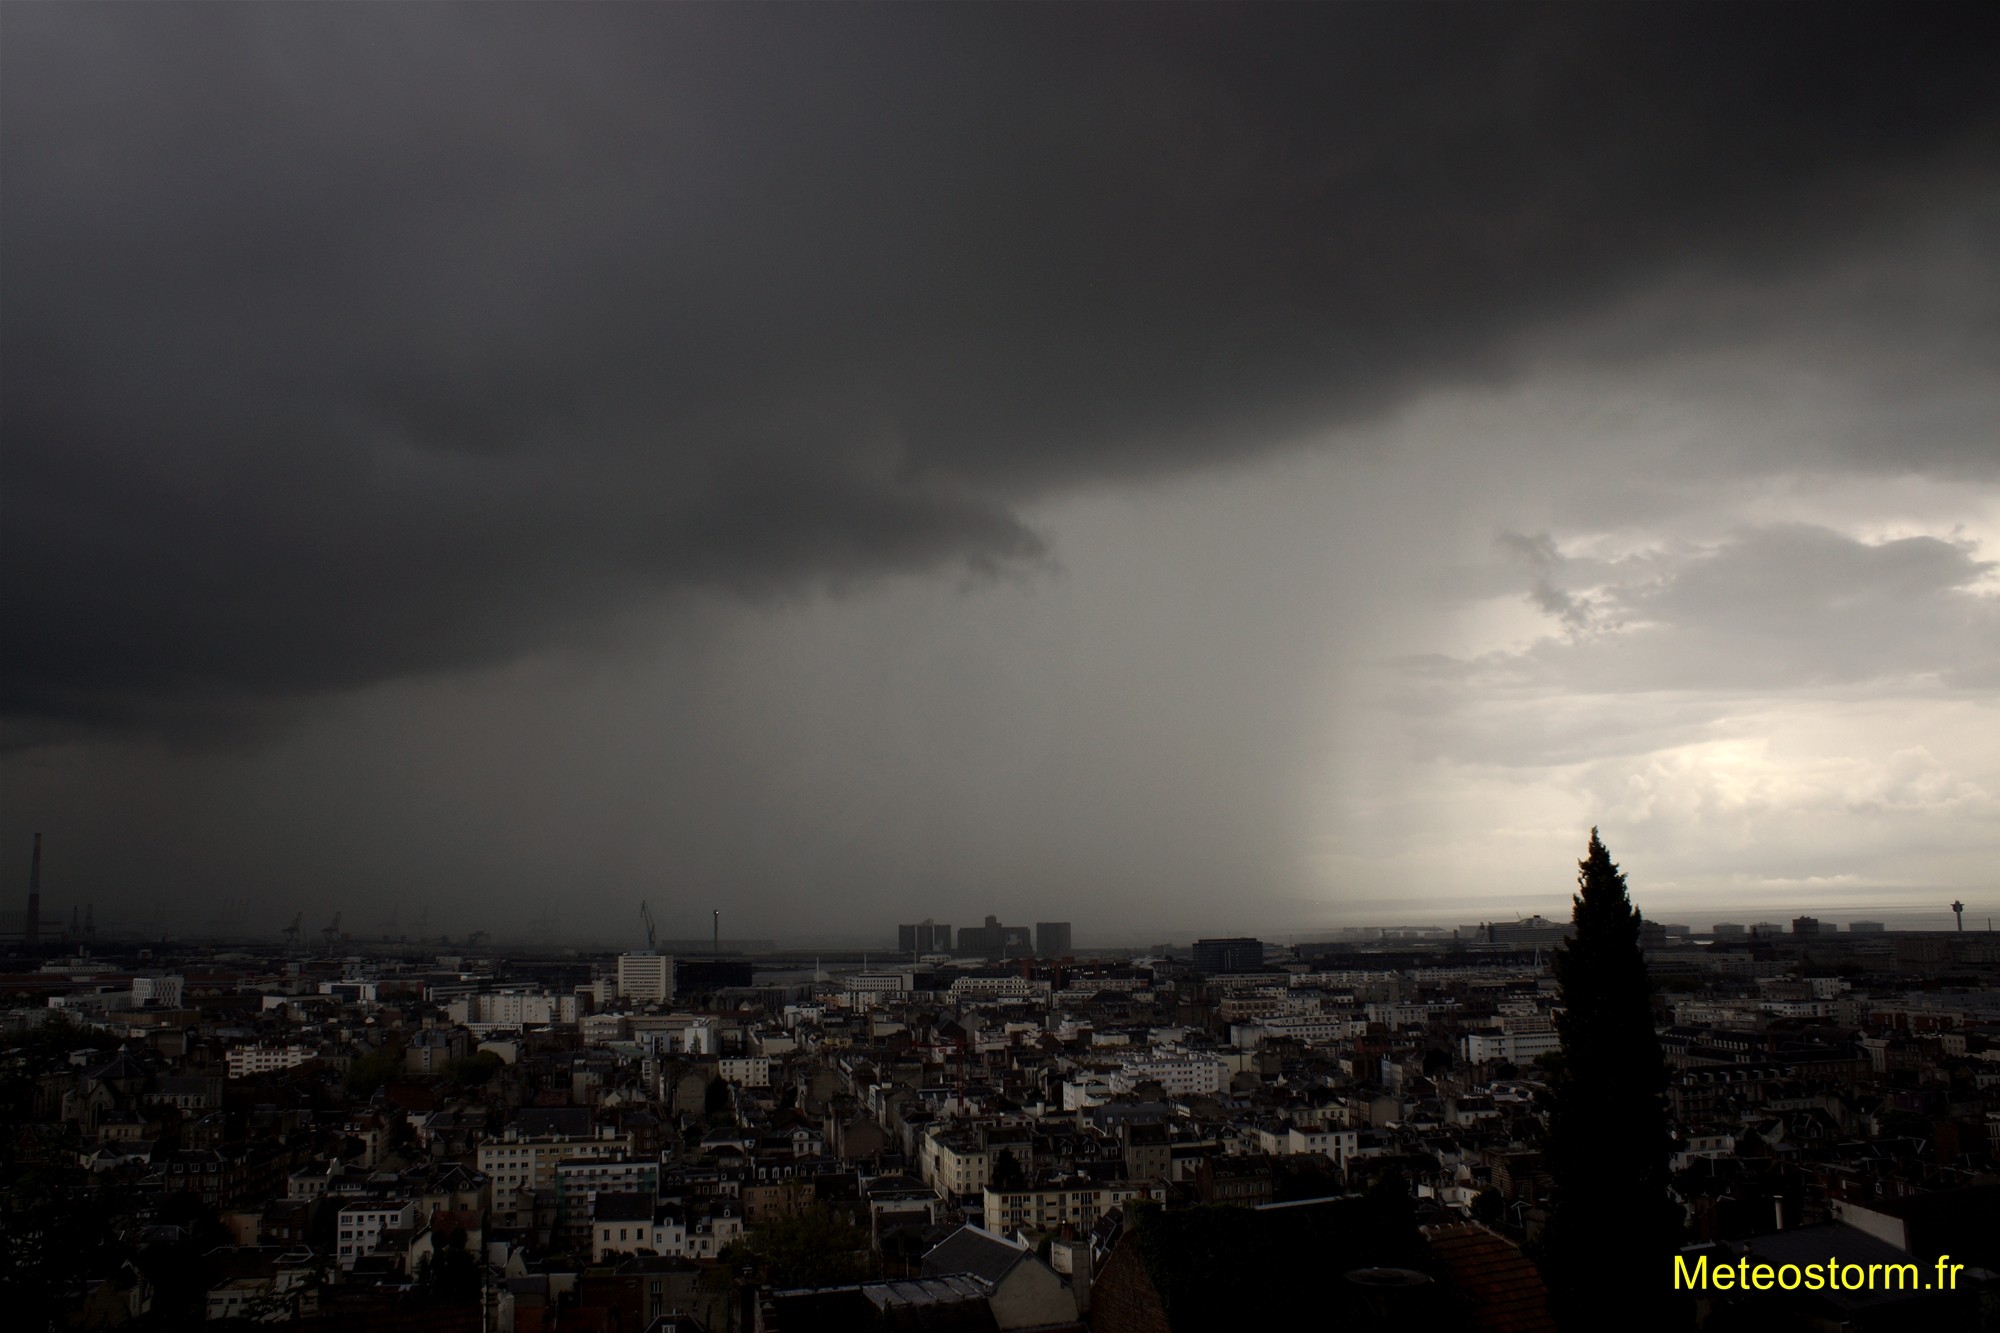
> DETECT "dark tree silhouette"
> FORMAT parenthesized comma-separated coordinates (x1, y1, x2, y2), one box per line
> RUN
(417, 1226, 481, 1301)
(1543, 829, 1680, 1329)
(990, 1148, 1026, 1189)
(743, 1204, 876, 1289)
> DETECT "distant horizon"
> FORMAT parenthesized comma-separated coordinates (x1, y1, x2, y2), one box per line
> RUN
(10, 903, 1990, 956)
(5, 831, 1992, 951)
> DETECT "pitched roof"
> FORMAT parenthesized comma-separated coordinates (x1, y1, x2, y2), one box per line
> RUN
(920, 1225, 1029, 1285)
(1115, 1197, 1446, 1329)
(1422, 1222, 1556, 1333)
(763, 1279, 999, 1333)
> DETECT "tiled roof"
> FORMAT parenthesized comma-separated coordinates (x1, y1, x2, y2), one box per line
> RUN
(1423, 1222, 1556, 1333)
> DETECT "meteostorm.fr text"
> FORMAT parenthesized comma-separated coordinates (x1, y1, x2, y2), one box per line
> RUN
(1674, 1252, 1965, 1292)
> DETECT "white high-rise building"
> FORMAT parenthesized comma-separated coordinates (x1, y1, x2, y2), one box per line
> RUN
(616, 952, 672, 1004)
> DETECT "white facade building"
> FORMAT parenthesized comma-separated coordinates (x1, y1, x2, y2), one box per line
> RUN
(983, 1180, 1152, 1234)
(447, 991, 580, 1029)
(1459, 1029, 1561, 1064)
(131, 975, 185, 1008)
(336, 1200, 417, 1269)
(1110, 1052, 1226, 1097)
(718, 1056, 771, 1087)
(616, 953, 673, 1004)
(477, 1130, 633, 1223)
(226, 1044, 318, 1078)
(947, 976, 1053, 1002)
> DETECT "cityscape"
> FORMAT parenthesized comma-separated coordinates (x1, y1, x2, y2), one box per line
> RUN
(4, 839, 1997, 1329)
(5, 3, 1998, 1332)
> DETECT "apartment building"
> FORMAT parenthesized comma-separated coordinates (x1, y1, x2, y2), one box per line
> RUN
(336, 1200, 417, 1270)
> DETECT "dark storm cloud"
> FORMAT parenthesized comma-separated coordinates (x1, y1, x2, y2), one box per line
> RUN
(5, 3, 1996, 732)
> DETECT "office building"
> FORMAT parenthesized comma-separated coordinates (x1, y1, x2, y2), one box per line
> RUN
(1035, 921, 1073, 957)
(616, 952, 673, 1004)
(957, 915, 1032, 958)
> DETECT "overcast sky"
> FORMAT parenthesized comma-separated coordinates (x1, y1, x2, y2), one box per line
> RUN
(4, 4, 1996, 946)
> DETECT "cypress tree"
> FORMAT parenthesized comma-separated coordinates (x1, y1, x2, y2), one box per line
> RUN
(1543, 829, 1679, 1328)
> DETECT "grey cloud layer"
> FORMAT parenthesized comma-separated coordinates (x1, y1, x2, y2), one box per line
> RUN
(6, 4, 1997, 733)
(1498, 525, 1999, 693)
(1396, 523, 1999, 783)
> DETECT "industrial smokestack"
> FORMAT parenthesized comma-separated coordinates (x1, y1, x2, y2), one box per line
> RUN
(25, 833, 42, 949)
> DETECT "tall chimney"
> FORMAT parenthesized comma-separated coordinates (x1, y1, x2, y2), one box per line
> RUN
(25, 832, 42, 949)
